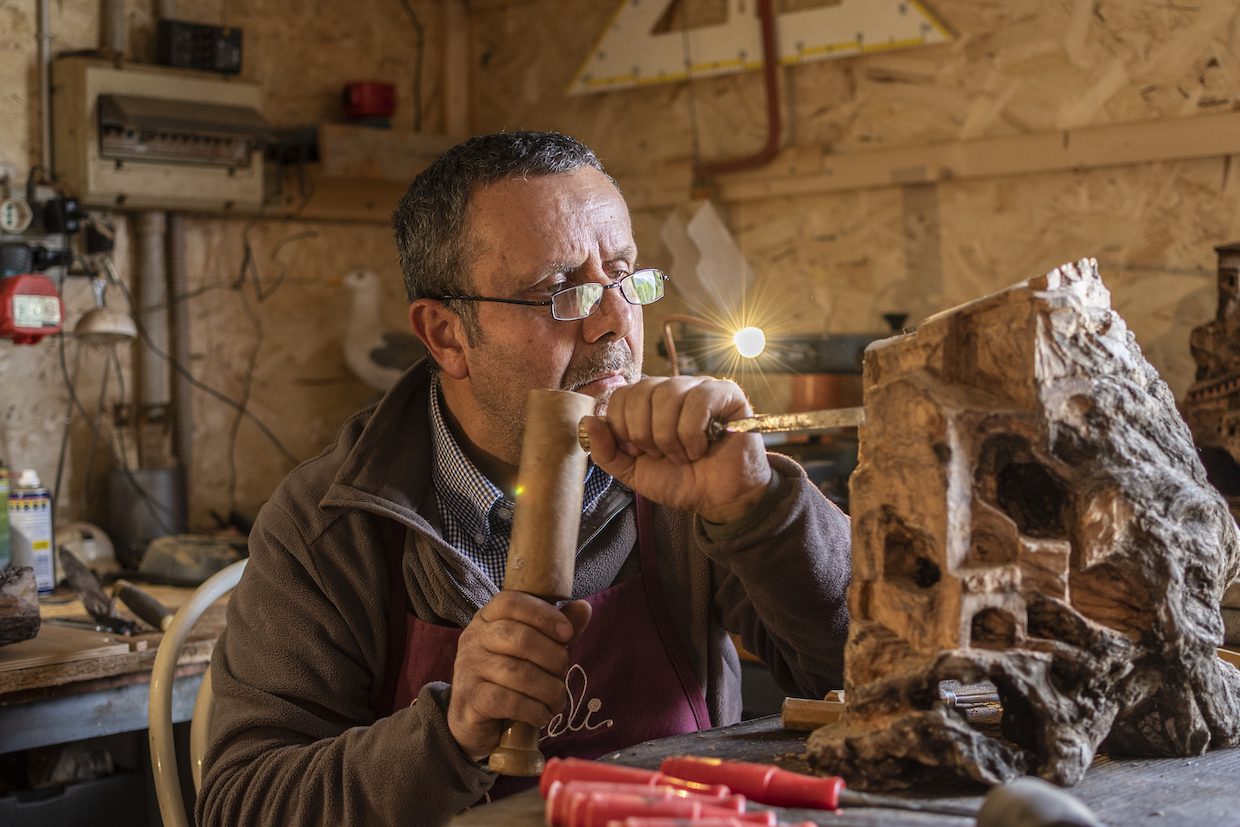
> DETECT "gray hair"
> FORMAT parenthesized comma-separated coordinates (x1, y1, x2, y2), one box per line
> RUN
(393, 131, 609, 343)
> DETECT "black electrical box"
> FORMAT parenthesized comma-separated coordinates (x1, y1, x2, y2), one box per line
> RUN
(156, 19, 243, 75)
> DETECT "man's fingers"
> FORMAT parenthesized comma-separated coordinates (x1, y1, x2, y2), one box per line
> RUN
(466, 617, 572, 674)
(581, 415, 618, 464)
(449, 597, 579, 754)
(582, 415, 636, 481)
(601, 376, 747, 462)
(679, 379, 750, 460)
(650, 376, 708, 462)
(559, 599, 592, 641)
(462, 679, 562, 731)
(678, 380, 722, 461)
(617, 379, 656, 454)
(479, 590, 574, 642)
(468, 657, 567, 713)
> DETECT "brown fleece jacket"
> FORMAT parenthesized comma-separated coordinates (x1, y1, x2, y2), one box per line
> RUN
(196, 361, 850, 826)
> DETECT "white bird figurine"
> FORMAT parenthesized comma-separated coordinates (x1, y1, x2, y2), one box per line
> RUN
(341, 269, 427, 392)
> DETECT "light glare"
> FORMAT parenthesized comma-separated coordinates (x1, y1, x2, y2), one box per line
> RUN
(732, 326, 766, 359)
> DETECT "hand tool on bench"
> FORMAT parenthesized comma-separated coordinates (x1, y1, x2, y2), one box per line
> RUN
(976, 776, 1102, 827)
(578, 406, 865, 452)
(541, 757, 731, 798)
(781, 682, 1002, 731)
(546, 779, 744, 814)
(612, 820, 811, 827)
(545, 781, 747, 827)
(112, 579, 175, 631)
(659, 756, 1103, 823)
(660, 756, 978, 818)
(59, 547, 137, 636)
(487, 388, 595, 777)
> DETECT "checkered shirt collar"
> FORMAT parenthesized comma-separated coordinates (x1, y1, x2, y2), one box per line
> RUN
(429, 374, 507, 530)
(427, 375, 614, 565)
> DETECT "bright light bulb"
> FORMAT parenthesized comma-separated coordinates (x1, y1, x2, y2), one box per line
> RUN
(732, 326, 766, 359)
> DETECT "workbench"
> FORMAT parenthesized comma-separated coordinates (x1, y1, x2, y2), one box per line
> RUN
(0, 583, 226, 753)
(450, 715, 1240, 826)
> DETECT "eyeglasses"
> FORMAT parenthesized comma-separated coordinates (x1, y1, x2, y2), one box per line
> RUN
(431, 268, 668, 321)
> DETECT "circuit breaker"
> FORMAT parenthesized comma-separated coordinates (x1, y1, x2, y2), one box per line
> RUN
(52, 57, 268, 212)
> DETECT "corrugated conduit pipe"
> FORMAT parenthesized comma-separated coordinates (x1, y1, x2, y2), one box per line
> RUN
(165, 213, 192, 489)
(102, 0, 127, 57)
(136, 211, 170, 416)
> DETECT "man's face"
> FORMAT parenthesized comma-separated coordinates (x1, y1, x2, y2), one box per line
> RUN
(453, 166, 644, 463)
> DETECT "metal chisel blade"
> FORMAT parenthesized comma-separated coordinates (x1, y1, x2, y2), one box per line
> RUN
(578, 405, 865, 452)
(705, 406, 866, 441)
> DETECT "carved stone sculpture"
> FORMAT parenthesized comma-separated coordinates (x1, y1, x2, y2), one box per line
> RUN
(0, 566, 40, 647)
(1182, 242, 1240, 645)
(808, 259, 1240, 789)
(1184, 242, 1240, 483)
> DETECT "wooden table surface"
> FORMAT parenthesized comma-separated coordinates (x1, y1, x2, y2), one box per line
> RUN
(451, 715, 1240, 826)
(0, 582, 227, 708)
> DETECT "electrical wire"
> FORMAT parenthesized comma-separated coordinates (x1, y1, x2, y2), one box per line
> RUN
(108, 219, 316, 517)
(224, 226, 320, 510)
(52, 253, 177, 536)
(79, 342, 113, 510)
(52, 335, 85, 504)
(51, 194, 313, 527)
(225, 281, 262, 514)
(397, 0, 426, 131)
(113, 276, 300, 467)
(55, 330, 176, 537)
(237, 225, 319, 301)
(107, 344, 135, 492)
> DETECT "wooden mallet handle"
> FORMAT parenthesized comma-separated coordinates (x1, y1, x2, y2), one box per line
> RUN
(487, 389, 595, 776)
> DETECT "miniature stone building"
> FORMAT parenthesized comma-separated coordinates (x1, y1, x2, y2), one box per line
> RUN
(1183, 242, 1240, 645)
(808, 259, 1240, 789)
(1184, 242, 1240, 482)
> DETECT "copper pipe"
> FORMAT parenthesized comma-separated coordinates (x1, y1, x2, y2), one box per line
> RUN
(693, 0, 782, 181)
(661, 314, 725, 377)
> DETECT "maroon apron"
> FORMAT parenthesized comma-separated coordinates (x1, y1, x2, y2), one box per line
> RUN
(377, 495, 710, 799)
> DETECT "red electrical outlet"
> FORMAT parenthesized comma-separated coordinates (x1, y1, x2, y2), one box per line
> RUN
(0, 274, 64, 344)
(342, 81, 396, 120)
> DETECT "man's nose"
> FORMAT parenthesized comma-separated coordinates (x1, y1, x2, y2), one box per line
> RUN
(581, 282, 633, 343)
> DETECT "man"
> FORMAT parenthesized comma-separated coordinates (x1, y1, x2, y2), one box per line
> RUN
(198, 132, 850, 826)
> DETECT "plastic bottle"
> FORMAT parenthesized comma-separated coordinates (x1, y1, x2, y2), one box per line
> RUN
(0, 460, 9, 569)
(9, 468, 54, 594)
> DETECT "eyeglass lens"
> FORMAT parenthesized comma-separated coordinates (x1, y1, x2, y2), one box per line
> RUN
(550, 270, 665, 320)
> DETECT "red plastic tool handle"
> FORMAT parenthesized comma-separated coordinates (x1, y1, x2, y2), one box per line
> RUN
(658, 756, 844, 811)
(541, 757, 731, 799)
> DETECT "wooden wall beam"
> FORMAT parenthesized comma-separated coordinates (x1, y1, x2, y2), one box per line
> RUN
(615, 110, 1240, 211)
(443, 0, 471, 136)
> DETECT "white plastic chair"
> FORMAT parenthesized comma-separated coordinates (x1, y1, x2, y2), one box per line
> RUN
(148, 559, 247, 827)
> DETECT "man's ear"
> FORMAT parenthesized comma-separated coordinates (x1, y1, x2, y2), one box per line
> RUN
(409, 300, 469, 379)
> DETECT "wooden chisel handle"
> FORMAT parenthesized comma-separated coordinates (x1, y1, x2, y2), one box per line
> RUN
(113, 579, 174, 631)
(781, 694, 846, 730)
(488, 389, 594, 776)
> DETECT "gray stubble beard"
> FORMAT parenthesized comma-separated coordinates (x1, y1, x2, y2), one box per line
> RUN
(561, 340, 641, 414)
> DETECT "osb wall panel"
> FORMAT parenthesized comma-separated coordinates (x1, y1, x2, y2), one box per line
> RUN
(167, 218, 401, 519)
(5, 0, 1240, 530)
(0, 0, 433, 525)
(470, 0, 1240, 408)
(730, 155, 1236, 394)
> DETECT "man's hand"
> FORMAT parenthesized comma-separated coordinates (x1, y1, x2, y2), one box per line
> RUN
(582, 376, 772, 525)
(447, 592, 591, 760)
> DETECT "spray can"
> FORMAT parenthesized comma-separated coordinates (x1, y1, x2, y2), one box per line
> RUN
(9, 469, 54, 594)
(0, 461, 9, 569)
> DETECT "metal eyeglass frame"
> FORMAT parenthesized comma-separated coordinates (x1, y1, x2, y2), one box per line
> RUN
(430, 268, 668, 321)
